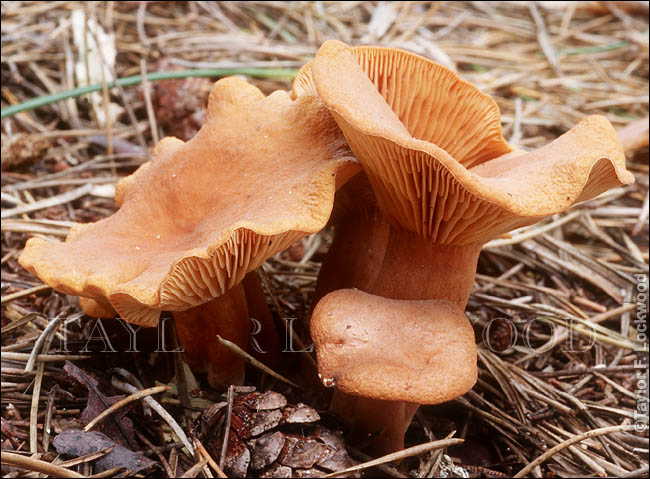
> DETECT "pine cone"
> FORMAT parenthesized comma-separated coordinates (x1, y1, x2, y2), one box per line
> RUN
(199, 389, 356, 478)
(487, 317, 514, 352)
(148, 59, 213, 141)
(1, 133, 50, 171)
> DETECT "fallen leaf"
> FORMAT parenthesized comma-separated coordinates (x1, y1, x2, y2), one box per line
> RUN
(63, 361, 136, 448)
(53, 429, 156, 474)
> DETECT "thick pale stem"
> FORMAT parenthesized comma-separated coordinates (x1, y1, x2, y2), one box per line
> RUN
(174, 283, 250, 389)
(79, 297, 117, 318)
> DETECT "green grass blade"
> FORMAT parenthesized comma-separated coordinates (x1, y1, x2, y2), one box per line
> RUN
(1, 68, 298, 119)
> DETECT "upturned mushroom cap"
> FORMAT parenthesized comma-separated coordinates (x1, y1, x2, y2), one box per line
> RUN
(311, 289, 477, 404)
(302, 40, 635, 245)
(19, 77, 358, 326)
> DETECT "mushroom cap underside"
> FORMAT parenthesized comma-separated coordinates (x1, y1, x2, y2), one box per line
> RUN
(303, 40, 634, 245)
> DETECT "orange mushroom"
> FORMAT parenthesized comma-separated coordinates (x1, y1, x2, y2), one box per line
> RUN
(301, 40, 635, 453)
(76, 272, 277, 386)
(292, 66, 390, 305)
(312, 288, 476, 453)
(310, 173, 390, 304)
(19, 76, 359, 389)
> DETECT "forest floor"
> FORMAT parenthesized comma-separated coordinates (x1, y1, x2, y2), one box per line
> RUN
(1, 1, 649, 477)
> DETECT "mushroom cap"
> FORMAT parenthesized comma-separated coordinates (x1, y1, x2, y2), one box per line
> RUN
(19, 77, 358, 326)
(294, 41, 512, 170)
(302, 40, 635, 245)
(311, 289, 477, 404)
(78, 297, 117, 318)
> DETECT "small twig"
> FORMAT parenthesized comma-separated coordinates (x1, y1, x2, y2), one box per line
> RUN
(84, 385, 170, 432)
(110, 377, 194, 455)
(109, 368, 151, 416)
(321, 438, 464, 478)
(348, 446, 407, 478)
(483, 210, 582, 249)
(1, 313, 40, 334)
(421, 430, 458, 478)
(528, 2, 562, 76)
(180, 457, 209, 478)
(136, 1, 151, 49)
(135, 430, 173, 478)
(514, 424, 638, 478)
(1, 285, 51, 304)
(216, 335, 302, 389)
(218, 385, 234, 470)
(88, 466, 124, 478)
(531, 363, 645, 378)
(30, 320, 59, 453)
(621, 465, 650, 478)
(509, 96, 523, 144)
(2, 352, 91, 362)
(1, 184, 93, 219)
(56, 447, 116, 468)
(1, 451, 86, 478)
(632, 189, 649, 237)
(25, 316, 63, 372)
(42, 384, 58, 451)
(85, 25, 150, 160)
(140, 58, 159, 145)
(194, 437, 228, 478)
(168, 319, 193, 429)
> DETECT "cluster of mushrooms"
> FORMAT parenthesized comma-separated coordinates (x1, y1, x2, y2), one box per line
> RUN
(19, 40, 634, 455)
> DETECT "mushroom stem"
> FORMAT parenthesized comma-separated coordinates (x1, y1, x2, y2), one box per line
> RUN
(313, 173, 390, 306)
(79, 297, 117, 318)
(369, 229, 483, 307)
(313, 208, 389, 305)
(173, 283, 250, 389)
(331, 393, 419, 455)
(326, 235, 482, 455)
(242, 272, 282, 370)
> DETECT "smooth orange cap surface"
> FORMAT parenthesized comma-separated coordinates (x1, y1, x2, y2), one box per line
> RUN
(311, 289, 477, 404)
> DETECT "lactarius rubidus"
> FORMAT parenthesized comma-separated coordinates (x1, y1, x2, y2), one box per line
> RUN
(19, 76, 359, 389)
(304, 40, 635, 454)
(311, 289, 476, 453)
